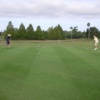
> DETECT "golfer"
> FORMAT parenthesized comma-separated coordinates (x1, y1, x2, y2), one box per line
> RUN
(93, 35, 99, 50)
(6, 34, 11, 48)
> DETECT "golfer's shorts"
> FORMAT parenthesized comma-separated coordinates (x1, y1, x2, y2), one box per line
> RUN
(6, 41, 10, 44)
(95, 42, 98, 46)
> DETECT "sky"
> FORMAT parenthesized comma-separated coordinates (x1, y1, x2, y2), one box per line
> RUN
(0, 0, 100, 32)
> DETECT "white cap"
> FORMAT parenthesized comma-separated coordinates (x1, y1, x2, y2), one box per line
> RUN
(8, 34, 11, 37)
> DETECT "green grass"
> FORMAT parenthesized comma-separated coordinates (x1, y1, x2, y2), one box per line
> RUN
(0, 40, 100, 100)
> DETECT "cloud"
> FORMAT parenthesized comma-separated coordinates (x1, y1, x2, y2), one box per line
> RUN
(0, 0, 100, 32)
(0, 0, 100, 18)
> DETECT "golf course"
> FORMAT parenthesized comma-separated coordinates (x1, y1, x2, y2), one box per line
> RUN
(0, 39, 100, 100)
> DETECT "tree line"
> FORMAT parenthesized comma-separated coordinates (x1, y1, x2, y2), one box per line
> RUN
(1, 21, 100, 40)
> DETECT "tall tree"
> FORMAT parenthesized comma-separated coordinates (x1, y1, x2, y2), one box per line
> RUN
(43, 30, 48, 40)
(47, 26, 54, 39)
(18, 23, 26, 39)
(53, 25, 61, 39)
(5, 21, 14, 39)
(13, 28, 19, 40)
(87, 22, 91, 38)
(72, 26, 79, 38)
(90, 27, 99, 38)
(57, 24, 65, 39)
(35, 26, 44, 40)
(26, 24, 35, 40)
(70, 27, 73, 39)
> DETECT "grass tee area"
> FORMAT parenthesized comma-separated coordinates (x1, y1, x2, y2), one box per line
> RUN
(0, 39, 100, 100)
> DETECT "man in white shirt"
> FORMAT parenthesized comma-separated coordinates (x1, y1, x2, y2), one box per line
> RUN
(93, 36, 99, 50)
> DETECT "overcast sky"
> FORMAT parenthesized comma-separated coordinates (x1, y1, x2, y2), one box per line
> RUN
(0, 0, 100, 32)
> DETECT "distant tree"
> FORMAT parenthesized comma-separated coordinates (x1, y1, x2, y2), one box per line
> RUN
(43, 30, 48, 40)
(98, 30, 100, 38)
(66, 31, 71, 39)
(13, 28, 19, 40)
(5, 21, 14, 39)
(72, 26, 79, 38)
(0, 32, 1, 36)
(53, 25, 61, 39)
(69, 26, 82, 39)
(87, 22, 90, 27)
(4, 21, 96, 40)
(47, 26, 54, 39)
(18, 23, 26, 39)
(90, 27, 99, 38)
(56, 24, 65, 39)
(26, 24, 35, 40)
(81, 31, 86, 38)
(70, 27, 73, 39)
(87, 22, 91, 38)
(35, 26, 44, 40)
(48, 25, 66, 40)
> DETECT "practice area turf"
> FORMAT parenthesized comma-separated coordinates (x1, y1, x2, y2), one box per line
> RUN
(0, 40, 100, 100)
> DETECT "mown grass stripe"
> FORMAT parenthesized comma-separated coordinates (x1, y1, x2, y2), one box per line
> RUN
(0, 41, 100, 100)
(55, 45, 100, 100)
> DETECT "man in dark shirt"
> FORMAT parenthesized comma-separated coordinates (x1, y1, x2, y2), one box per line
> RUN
(6, 34, 11, 48)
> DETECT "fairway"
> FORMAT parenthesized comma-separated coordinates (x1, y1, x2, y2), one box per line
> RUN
(0, 40, 100, 100)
